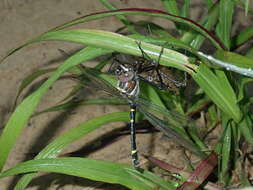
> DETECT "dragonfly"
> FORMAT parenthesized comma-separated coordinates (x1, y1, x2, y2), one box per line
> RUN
(110, 41, 187, 94)
(74, 65, 206, 170)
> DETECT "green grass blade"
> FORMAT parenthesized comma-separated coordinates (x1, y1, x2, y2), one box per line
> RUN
(1, 157, 172, 190)
(244, 0, 249, 15)
(204, 0, 214, 9)
(0, 47, 111, 171)
(215, 70, 237, 104)
(215, 0, 235, 49)
(215, 50, 253, 68)
(160, 0, 179, 15)
(180, 0, 190, 18)
(219, 119, 232, 185)
(40, 9, 224, 49)
(238, 115, 253, 145)
(238, 77, 253, 102)
(181, 3, 219, 49)
(15, 112, 136, 190)
(238, 0, 253, 15)
(3, 29, 194, 73)
(246, 47, 253, 59)
(193, 64, 242, 122)
(232, 25, 253, 48)
(125, 168, 176, 190)
(175, 0, 191, 34)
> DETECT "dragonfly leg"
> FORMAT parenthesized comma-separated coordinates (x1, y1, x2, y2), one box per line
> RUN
(155, 46, 165, 88)
(136, 41, 167, 89)
(129, 103, 140, 169)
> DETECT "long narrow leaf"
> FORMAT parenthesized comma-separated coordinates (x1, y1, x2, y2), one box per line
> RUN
(216, 0, 235, 49)
(182, 3, 219, 49)
(180, 0, 190, 18)
(220, 120, 232, 184)
(15, 112, 138, 190)
(193, 64, 242, 122)
(0, 47, 112, 171)
(3, 30, 193, 73)
(1, 157, 173, 190)
(204, 0, 214, 9)
(43, 8, 225, 49)
(160, 0, 179, 16)
(232, 25, 253, 49)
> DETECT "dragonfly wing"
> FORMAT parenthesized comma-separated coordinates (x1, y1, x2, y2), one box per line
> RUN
(74, 67, 123, 99)
(138, 105, 206, 158)
(136, 98, 197, 130)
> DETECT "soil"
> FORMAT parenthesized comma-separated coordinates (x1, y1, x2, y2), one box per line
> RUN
(0, 1, 252, 190)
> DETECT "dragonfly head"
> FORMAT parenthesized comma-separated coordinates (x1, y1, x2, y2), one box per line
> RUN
(115, 64, 136, 82)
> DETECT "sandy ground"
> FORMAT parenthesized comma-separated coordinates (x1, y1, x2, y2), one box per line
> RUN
(0, 1, 252, 190)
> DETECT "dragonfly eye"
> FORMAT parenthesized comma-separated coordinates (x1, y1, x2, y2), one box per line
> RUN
(115, 68, 122, 75)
